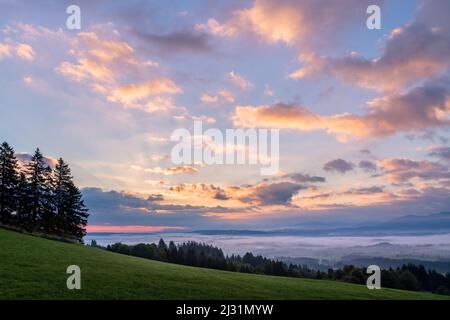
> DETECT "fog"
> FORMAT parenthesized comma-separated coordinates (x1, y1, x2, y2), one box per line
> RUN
(85, 232, 450, 261)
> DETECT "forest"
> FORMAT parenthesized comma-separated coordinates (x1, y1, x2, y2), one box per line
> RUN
(0, 142, 88, 241)
(100, 238, 450, 296)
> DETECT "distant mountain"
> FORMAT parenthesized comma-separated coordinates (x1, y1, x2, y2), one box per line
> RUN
(194, 212, 450, 237)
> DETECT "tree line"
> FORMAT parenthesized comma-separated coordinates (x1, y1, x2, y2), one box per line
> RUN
(99, 239, 450, 296)
(0, 142, 88, 241)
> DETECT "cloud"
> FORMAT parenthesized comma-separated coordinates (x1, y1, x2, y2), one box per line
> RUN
(227, 3, 450, 142)
(0, 41, 34, 61)
(200, 90, 235, 105)
(200, 94, 218, 104)
(15, 152, 58, 168)
(56, 30, 181, 113)
(214, 189, 230, 200)
(57, 59, 114, 82)
(198, 0, 375, 48)
(169, 183, 233, 202)
(108, 78, 181, 105)
(428, 146, 450, 162)
(78, 31, 136, 63)
(86, 225, 187, 233)
(195, 18, 237, 37)
(232, 81, 450, 141)
(264, 84, 274, 97)
(233, 103, 368, 142)
(323, 159, 355, 174)
(145, 166, 198, 175)
(284, 173, 326, 183)
(241, 182, 305, 206)
(291, 1, 450, 92)
(359, 160, 377, 172)
(378, 158, 450, 183)
(82, 187, 232, 227)
(350, 186, 384, 194)
(23, 75, 33, 85)
(189, 114, 216, 124)
(166, 179, 312, 209)
(228, 71, 254, 91)
(56, 31, 143, 83)
(133, 30, 212, 53)
(15, 43, 34, 60)
(0, 42, 12, 59)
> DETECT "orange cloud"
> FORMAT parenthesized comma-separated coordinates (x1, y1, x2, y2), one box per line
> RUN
(56, 30, 181, 113)
(57, 59, 113, 82)
(291, 2, 450, 92)
(78, 31, 135, 63)
(296, 29, 450, 93)
(232, 103, 369, 142)
(232, 84, 450, 141)
(146, 166, 198, 175)
(56, 31, 141, 83)
(228, 71, 253, 91)
(0, 42, 12, 59)
(0, 41, 35, 61)
(200, 90, 235, 105)
(108, 78, 181, 105)
(198, 0, 373, 47)
(15, 43, 34, 60)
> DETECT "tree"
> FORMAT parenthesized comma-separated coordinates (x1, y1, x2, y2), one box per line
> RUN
(0, 142, 19, 225)
(168, 241, 178, 263)
(52, 158, 74, 235)
(0, 142, 89, 241)
(15, 172, 31, 227)
(63, 170, 89, 241)
(25, 148, 53, 231)
(158, 238, 168, 261)
(399, 270, 420, 291)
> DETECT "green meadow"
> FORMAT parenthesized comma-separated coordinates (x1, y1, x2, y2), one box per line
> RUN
(0, 228, 448, 300)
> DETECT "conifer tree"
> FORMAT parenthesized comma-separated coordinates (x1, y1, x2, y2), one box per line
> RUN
(0, 142, 19, 224)
(53, 158, 88, 240)
(26, 148, 53, 231)
(65, 179, 89, 240)
(0, 142, 89, 241)
(15, 172, 31, 228)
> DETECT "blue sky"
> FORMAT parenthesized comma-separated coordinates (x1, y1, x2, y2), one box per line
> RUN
(1, 0, 449, 231)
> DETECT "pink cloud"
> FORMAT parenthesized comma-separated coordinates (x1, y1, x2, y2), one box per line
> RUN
(197, 0, 374, 48)
(86, 225, 188, 233)
(291, 1, 450, 92)
(232, 82, 450, 141)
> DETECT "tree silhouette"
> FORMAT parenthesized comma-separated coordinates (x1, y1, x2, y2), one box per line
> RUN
(0, 142, 89, 241)
(25, 148, 53, 231)
(0, 142, 19, 225)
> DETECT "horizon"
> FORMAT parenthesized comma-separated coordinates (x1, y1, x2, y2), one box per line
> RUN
(1, 0, 450, 232)
(3, 0, 450, 305)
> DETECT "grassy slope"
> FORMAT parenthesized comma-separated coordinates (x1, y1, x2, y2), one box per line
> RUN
(0, 228, 448, 300)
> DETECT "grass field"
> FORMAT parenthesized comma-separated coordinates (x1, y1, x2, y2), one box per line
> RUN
(1, 228, 448, 300)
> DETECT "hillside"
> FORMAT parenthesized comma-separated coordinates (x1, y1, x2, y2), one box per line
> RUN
(0, 228, 448, 300)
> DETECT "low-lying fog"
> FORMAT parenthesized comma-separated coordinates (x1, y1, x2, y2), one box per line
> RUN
(85, 232, 450, 261)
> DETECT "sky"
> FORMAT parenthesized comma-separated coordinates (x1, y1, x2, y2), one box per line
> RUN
(0, 0, 449, 232)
